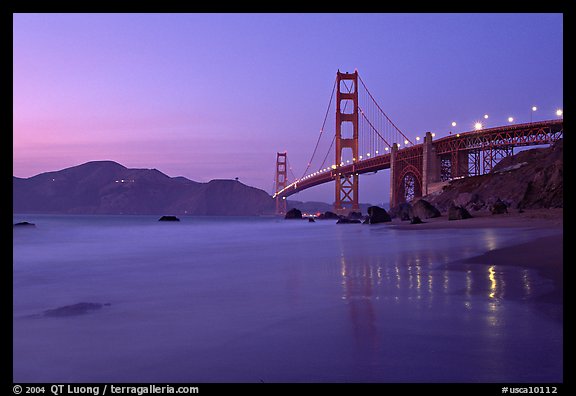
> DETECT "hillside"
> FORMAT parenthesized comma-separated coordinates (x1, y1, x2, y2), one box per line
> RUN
(423, 139, 563, 212)
(13, 161, 275, 215)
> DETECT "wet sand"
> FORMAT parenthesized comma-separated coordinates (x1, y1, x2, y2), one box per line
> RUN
(392, 208, 563, 305)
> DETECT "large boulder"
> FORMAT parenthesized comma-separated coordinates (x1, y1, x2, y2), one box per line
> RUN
(158, 215, 180, 222)
(14, 221, 36, 228)
(410, 216, 424, 224)
(412, 199, 441, 219)
(336, 218, 362, 224)
(317, 211, 340, 220)
(448, 204, 473, 220)
(389, 202, 413, 221)
(366, 206, 392, 224)
(490, 198, 508, 214)
(284, 208, 303, 219)
(347, 211, 364, 220)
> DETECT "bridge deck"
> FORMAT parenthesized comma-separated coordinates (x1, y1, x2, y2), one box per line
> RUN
(275, 119, 563, 199)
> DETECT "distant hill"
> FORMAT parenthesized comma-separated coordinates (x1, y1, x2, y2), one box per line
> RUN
(423, 139, 563, 212)
(13, 161, 275, 216)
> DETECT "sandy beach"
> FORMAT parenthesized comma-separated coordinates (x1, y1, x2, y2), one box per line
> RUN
(393, 208, 563, 307)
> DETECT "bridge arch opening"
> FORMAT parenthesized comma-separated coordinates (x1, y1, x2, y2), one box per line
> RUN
(341, 121, 354, 139)
(397, 169, 422, 204)
(339, 79, 355, 94)
(340, 99, 355, 114)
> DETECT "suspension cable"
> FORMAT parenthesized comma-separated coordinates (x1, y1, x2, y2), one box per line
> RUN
(357, 73, 412, 144)
(300, 76, 337, 180)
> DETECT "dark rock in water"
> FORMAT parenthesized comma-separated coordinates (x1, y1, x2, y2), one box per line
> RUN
(448, 204, 473, 220)
(284, 208, 303, 219)
(308, 217, 315, 222)
(347, 211, 363, 220)
(412, 199, 441, 219)
(389, 202, 412, 221)
(410, 216, 424, 224)
(490, 198, 508, 214)
(366, 206, 392, 224)
(14, 221, 36, 227)
(159, 215, 180, 222)
(43, 302, 110, 317)
(317, 211, 340, 220)
(336, 218, 362, 224)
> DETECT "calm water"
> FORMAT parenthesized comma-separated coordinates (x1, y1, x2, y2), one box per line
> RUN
(13, 215, 562, 382)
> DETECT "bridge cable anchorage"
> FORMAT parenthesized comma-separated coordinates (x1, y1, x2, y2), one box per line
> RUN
(357, 72, 413, 145)
(300, 76, 337, 180)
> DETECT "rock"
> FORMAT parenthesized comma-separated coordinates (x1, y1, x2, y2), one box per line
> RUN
(366, 206, 392, 224)
(410, 216, 424, 224)
(423, 139, 563, 212)
(14, 221, 36, 227)
(490, 198, 508, 214)
(158, 215, 180, 221)
(317, 211, 339, 220)
(308, 217, 315, 222)
(347, 211, 364, 220)
(43, 302, 110, 317)
(336, 218, 362, 224)
(389, 202, 412, 221)
(412, 199, 441, 219)
(284, 208, 302, 219)
(448, 204, 473, 220)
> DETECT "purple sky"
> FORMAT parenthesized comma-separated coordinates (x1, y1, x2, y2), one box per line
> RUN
(13, 13, 563, 204)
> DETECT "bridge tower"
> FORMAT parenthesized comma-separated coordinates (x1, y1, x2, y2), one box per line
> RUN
(275, 151, 288, 215)
(334, 70, 359, 214)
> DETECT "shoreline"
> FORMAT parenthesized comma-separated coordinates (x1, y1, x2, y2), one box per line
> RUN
(388, 207, 563, 230)
(391, 208, 563, 307)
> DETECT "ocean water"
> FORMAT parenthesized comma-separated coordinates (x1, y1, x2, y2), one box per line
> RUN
(13, 215, 562, 383)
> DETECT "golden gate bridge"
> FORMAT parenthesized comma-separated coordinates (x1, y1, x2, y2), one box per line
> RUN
(273, 70, 563, 215)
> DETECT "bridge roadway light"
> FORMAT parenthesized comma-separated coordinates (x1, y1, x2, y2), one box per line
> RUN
(474, 122, 483, 131)
(531, 106, 537, 122)
(431, 133, 435, 137)
(508, 117, 514, 123)
(556, 109, 563, 117)
(484, 114, 489, 119)
(404, 139, 409, 145)
(416, 137, 420, 141)
(451, 121, 457, 127)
